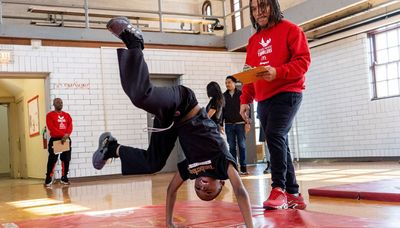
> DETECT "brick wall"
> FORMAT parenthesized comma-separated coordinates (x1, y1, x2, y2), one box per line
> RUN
(3, 33, 399, 177)
(297, 34, 400, 158)
(0, 44, 246, 177)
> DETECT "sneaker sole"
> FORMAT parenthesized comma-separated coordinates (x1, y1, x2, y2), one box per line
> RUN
(60, 180, 70, 185)
(44, 180, 53, 188)
(92, 132, 112, 170)
(263, 203, 288, 210)
(106, 17, 130, 37)
(288, 203, 307, 210)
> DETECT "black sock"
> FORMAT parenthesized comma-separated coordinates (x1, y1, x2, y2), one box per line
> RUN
(107, 140, 120, 158)
(120, 32, 143, 50)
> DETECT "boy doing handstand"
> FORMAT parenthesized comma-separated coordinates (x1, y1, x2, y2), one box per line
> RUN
(92, 17, 253, 227)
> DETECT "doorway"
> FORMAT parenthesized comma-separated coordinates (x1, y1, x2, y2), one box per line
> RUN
(147, 75, 184, 173)
(0, 74, 49, 179)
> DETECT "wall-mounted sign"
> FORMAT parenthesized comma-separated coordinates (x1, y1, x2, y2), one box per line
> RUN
(0, 50, 13, 64)
(55, 82, 90, 89)
(28, 95, 40, 137)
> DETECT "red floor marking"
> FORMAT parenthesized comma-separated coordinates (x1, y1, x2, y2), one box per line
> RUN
(308, 179, 400, 202)
(12, 201, 396, 227)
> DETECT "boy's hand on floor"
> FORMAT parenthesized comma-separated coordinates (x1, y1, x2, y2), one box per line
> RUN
(167, 223, 188, 228)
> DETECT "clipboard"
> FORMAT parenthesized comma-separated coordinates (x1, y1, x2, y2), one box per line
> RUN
(232, 66, 267, 84)
(53, 139, 70, 154)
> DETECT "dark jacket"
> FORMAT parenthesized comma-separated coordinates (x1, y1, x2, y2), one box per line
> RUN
(222, 89, 245, 125)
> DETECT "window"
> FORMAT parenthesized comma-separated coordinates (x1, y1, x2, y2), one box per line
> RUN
(370, 26, 400, 99)
(202, 1, 212, 32)
(231, 0, 243, 31)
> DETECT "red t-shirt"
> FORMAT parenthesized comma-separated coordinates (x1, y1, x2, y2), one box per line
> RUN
(240, 19, 311, 104)
(46, 111, 73, 138)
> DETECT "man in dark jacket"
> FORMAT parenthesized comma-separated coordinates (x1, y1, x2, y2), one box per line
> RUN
(222, 76, 250, 175)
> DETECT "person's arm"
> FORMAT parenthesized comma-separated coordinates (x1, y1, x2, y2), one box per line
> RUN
(275, 25, 311, 80)
(239, 104, 251, 124)
(227, 164, 253, 227)
(245, 123, 251, 133)
(62, 113, 73, 143)
(166, 171, 185, 228)
(66, 113, 73, 136)
(207, 108, 216, 118)
(220, 103, 225, 128)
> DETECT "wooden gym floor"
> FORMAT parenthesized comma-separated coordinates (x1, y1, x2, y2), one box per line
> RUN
(0, 161, 399, 226)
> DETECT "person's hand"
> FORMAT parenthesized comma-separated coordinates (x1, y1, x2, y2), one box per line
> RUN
(245, 123, 251, 133)
(240, 104, 251, 124)
(61, 134, 69, 144)
(167, 223, 187, 228)
(219, 126, 225, 134)
(256, 66, 276, 81)
(167, 222, 177, 228)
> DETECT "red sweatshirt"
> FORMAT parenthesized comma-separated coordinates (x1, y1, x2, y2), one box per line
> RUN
(46, 111, 73, 138)
(240, 19, 311, 104)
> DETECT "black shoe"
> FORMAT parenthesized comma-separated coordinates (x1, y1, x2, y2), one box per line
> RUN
(106, 17, 144, 50)
(240, 165, 248, 173)
(44, 175, 53, 187)
(60, 176, 70, 185)
(263, 161, 271, 174)
(92, 132, 119, 170)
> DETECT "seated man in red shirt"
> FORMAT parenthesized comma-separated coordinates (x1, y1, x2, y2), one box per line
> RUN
(92, 17, 253, 228)
(45, 98, 73, 187)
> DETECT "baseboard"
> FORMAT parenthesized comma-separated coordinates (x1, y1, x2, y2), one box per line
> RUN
(0, 173, 10, 177)
(298, 157, 400, 163)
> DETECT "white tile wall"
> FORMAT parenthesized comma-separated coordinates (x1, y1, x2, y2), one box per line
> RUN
(4, 32, 398, 177)
(297, 34, 400, 158)
(1, 44, 246, 177)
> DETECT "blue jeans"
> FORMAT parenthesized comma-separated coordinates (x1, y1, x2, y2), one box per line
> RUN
(257, 92, 302, 194)
(225, 123, 247, 168)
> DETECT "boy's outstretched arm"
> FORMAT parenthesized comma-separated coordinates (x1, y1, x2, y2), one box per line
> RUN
(166, 171, 185, 228)
(227, 164, 254, 228)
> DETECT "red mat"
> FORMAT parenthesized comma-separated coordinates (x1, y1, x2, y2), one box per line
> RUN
(8, 201, 396, 227)
(308, 179, 400, 202)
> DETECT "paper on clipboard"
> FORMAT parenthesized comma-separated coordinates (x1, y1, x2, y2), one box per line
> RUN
(53, 139, 70, 154)
(232, 66, 267, 84)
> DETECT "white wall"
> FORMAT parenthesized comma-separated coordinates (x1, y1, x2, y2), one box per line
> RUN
(0, 105, 10, 174)
(4, 31, 397, 177)
(297, 34, 400, 158)
(0, 43, 246, 178)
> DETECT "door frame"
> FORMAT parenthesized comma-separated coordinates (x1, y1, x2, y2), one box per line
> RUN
(0, 97, 13, 177)
(0, 72, 50, 178)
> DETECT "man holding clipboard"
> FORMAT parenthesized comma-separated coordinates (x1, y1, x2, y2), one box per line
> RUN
(44, 98, 73, 187)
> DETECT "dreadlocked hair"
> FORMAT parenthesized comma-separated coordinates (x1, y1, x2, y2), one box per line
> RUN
(249, 0, 283, 32)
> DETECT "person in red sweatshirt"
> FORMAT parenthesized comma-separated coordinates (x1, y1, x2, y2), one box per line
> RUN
(240, 0, 311, 210)
(45, 98, 73, 187)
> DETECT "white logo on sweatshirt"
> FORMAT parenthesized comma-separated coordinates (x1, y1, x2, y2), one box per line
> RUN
(258, 37, 272, 64)
(58, 115, 66, 130)
(259, 38, 271, 47)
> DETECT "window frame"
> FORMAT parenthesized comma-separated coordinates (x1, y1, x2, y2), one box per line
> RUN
(369, 25, 400, 100)
(230, 0, 244, 32)
(202, 1, 213, 32)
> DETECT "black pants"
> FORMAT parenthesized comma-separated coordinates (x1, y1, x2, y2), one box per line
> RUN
(46, 137, 71, 178)
(116, 48, 196, 175)
(257, 92, 302, 194)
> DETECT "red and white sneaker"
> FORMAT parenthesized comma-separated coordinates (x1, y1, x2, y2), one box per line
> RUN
(286, 192, 307, 210)
(263, 187, 288, 210)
